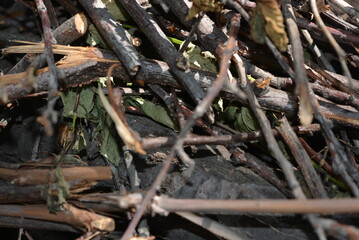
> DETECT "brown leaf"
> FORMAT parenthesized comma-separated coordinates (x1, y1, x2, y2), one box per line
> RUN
(250, 0, 289, 52)
(186, 0, 223, 20)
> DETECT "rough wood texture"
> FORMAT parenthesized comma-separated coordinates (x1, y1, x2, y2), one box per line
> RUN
(78, 0, 140, 75)
(117, 0, 206, 104)
(7, 13, 88, 74)
(0, 166, 112, 185)
(0, 204, 114, 231)
(1, 48, 358, 128)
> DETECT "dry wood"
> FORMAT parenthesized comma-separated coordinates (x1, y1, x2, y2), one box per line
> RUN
(0, 181, 95, 204)
(119, 15, 242, 240)
(319, 218, 359, 240)
(0, 166, 112, 185)
(231, 148, 292, 197)
(0, 215, 80, 233)
(1, 45, 358, 128)
(78, 0, 140, 75)
(0, 203, 114, 231)
(277, 117, 327, 198)
(176, 212, 249, 240)
(8, 10, 87, 70)
(117, 0, 207, 108)
(154, 197, 359, 214)
(141, 123, 321, 150)
(282, 1, 313, 125)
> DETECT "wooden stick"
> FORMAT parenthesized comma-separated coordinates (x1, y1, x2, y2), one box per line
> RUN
(0, 215, 80, 233)
(1, 46, 358, 128)
(0, 203, 114, 231)
(117, 0, 207, 105)
(78, 0, 140, 75)
(277, 117, 327, 198)
(0, 181, 94, 204)
(155, 197, 359, 214)
(0, 166, 112, 185)
(7, 13, 88, 74)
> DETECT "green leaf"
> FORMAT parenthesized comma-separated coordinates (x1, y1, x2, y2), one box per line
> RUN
(234, 107, 260, 133)
(55, 167, 70, 206)
(61, 86, 95, 119)
(99, 115, 121, 165)
(250, 7, 266, 44)
(72, 131, 87, 154)
(183, 42, 218, 73)
(124, 96, 178, 130)
(223, 105, 240, 123)
(86, 24, 107, 48)
(92, 93, 121, 165)
(104, 0, 129, 22)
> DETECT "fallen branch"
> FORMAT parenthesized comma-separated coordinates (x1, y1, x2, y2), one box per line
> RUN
(1, 45, 358, 128)
(0, 203, 114, 232)
(175, 211, 249, 240)
(7, 12, 88, 75)
(78, 0, 140, 75)
(0, 166, 112, 185)
(154, 197, 359, 214)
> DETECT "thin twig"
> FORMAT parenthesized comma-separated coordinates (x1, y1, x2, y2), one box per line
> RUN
(119, 15, 242, 240)
(178, 12, 204, 54)
(141, 123, 321, 150)
(319, 218, 359, 240)
(34, 0, 59, 136)
(231, 54, 327, 240)
(155, 197, 359, 214)
(175, 212, 250, 240)
(277, 117, 327, 198)
(309, 0, 354, 91)
(282, 1, 313, 125)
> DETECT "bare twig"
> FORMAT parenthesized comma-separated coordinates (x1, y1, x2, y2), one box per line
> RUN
(141, 124, 321, 150)
(277, 117, 327, 198)
(0, 204, 114, 232)
(231, 53, 327, 239)
(224, 0, 295, 79)
(231, 148, 292, 198)
(98, 85, 146, 154)
(301, 29, 335, 72)
(119, 15, 242, 240)
(175, 212, 250, 240)
(319, 218, 359, 240)
(327, 0, 359, 27)
(34, 0, 59, 136)
(282, 0, 359, 197)
(155, 197, 359, 214)
(308, 88, 359, 196)
(309, 0, 354, 91)
(282, 1, 313, 125)
(0, 216, 80, 233)
(117, 0, 208, 107)
(299, 138, 334, 175)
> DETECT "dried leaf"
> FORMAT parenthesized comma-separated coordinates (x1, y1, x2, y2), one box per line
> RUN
(250, 0, 289, 52)
(316, 0, 330, 13)
(256, 77, 271, 88)
(186, 0, 223, 20)
(98, 85, 146, 154)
